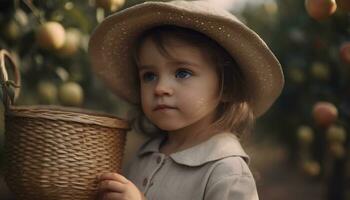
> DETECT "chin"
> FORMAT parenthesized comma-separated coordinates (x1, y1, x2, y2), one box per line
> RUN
(155, 122, 183, 131)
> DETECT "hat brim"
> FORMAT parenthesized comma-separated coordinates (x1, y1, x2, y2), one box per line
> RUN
(88, 1, 284, 118)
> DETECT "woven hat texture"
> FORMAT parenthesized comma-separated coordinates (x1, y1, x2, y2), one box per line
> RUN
(89, 0, 284, 117)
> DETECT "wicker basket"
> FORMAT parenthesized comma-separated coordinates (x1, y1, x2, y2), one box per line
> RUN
(0, 49, 130, 200)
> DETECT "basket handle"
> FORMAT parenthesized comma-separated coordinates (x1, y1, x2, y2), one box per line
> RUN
(0, 49, 21, 109)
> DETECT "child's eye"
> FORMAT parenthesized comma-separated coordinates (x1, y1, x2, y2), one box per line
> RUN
(141, 72, 157, 82)
(175, 69, 192, 79)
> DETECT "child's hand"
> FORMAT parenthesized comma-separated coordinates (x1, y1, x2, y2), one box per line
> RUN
(97, 172, 146, 200)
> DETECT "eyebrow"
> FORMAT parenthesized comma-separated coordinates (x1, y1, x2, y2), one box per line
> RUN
(138, 60, 199, 70)
(138, 65, 153, 70)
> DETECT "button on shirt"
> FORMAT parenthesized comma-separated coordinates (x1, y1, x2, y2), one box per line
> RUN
(124, 132, 259, 200)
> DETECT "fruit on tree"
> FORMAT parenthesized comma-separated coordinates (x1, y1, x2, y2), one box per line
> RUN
(3, 20, 20, 41)
(297, 125, 314, 144)
(326, 125, 346, 143)
(263, 1, 278, 16)
(37, 81, 58, 104)
(57, 28, 81, 57)
(95, 0, 125, 12)
(301, 160, 321, 176)
(58, 82, 84, 106)
(310, 62, 330, 81)
(312, 101, 338, 127)
(36, 21, 66, 51)
(305, 0, 337, 21)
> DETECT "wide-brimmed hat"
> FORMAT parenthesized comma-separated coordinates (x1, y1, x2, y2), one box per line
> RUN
(88, 0, 284, 118)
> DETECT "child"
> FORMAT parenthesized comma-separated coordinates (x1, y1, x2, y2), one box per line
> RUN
(89, 1, 284, 200)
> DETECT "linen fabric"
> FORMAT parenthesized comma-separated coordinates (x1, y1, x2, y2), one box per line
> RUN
(124, 133, 259, 200)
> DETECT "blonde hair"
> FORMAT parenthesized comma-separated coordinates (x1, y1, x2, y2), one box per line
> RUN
(131, 25, 255, 138)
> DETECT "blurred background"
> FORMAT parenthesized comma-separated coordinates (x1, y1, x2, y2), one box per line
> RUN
(0, 0, 349, 199)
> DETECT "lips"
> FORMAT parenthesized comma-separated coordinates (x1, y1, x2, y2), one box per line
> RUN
(153, 104, 176, 111)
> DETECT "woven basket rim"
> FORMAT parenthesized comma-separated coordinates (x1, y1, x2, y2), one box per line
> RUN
(6, 105, 130, 129)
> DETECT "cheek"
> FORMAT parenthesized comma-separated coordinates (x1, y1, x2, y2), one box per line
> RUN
(140, 86, 151, 112)
(179, 88, 219, 113)
(183, 81, 220, 113)
(190, 79, 220, 103)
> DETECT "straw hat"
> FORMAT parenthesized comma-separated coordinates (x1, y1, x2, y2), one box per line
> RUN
(88, 0, 284, 118)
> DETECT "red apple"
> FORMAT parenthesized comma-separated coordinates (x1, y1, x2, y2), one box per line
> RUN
(336, 0, 350, 11)
(312, 101, 338, 127)
(340, 42, 350, 64)
(305, 0, 337, 21)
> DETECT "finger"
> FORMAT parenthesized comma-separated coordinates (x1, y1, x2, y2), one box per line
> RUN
(98, 173, 128, 183)
(102, 192, 124, 200)
(99, 180, 126, 193)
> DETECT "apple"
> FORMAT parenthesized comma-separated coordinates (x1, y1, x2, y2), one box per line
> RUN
(57, 28, 81, 57)
(297, 125, 314, 144)
(312, 101, 338, 127)
(263, 1, 278, 16)
(336, 0, 350, 11)
(3, 20, 20, 41)
(95, 0, 125, 12)
(340, 42, 350, 64)
(310, 62, 330, 81)
(301, 160, 321, 176)
(37, 81, 58, 104)
(305, 0, 337, 21)
(326, 125, 346, 143)
(58, 82, 84, 106)
(14, 9, 28, 26)
(36, 21, 66, 51)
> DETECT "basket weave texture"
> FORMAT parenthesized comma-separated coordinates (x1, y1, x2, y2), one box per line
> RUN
(0, 50, 130, 200)
(5, 106, 129, 200)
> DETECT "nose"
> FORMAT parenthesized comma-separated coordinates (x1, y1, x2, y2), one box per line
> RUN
(154, 77, 174, 96)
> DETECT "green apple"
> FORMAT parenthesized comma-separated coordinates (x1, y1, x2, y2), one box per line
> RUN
(95, 0, 125, 12)
(37, 81, 58, 104)
(36, 21, 66, 51)
(58, 82, 84, 106)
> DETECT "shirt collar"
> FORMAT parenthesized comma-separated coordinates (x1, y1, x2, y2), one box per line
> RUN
(138, 132, 250, 167)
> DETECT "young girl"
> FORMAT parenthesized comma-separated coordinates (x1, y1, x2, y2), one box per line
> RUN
(88, 1, 284, 200)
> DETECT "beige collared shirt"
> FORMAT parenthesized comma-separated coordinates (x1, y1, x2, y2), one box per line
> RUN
(124, 132, 259, 200)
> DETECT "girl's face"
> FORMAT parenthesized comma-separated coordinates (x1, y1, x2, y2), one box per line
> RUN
(137, 37, 221, 132)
